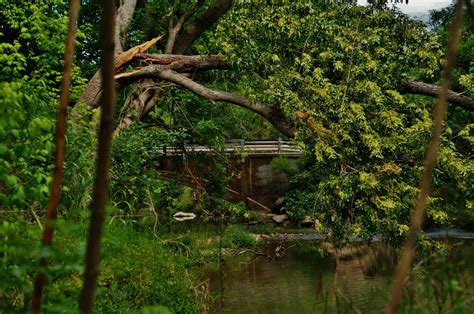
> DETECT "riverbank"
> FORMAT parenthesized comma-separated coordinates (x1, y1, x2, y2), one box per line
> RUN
(2, 215, 473, 313)
(252, 227, 474, 242)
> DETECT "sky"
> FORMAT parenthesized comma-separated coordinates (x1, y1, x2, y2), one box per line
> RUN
(357, 0, 452, 14)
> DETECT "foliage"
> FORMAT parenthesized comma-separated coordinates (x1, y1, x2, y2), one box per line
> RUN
(110, 124, 189, 213)
(271, 157, 299, 176)
(61, 102, 99, 211)
(211, 2, 473, 242)
(0, 0, 88, 211)
(0, 220, 40, 311)
(0, 218, 205, 313)
(0, 0, 86, 98)
(430, 1, 474, 97)
(0, 82, 55, 209)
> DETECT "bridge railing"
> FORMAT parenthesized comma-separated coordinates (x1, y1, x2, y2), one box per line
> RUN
(156, 139, 303, 157)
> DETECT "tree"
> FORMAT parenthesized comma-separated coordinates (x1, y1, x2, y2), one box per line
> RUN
(71, 1, 473, 241)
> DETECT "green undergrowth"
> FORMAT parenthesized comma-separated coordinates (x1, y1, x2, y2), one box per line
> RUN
(221, 224, 257, 248)
(399, 240, 474, 313)
(0, 211, 266, 313)
(1, 215, 208, 313)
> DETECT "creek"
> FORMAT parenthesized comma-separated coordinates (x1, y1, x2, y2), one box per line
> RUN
(200, 230, 474, 313)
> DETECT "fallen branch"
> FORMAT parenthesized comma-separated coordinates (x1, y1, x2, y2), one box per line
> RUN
(154, 69, 296, 138)
(238, 248, 272, 260)
(401, 80, 473, 112)
(115, 54, 229, 80)
(77, 35, 162, 108)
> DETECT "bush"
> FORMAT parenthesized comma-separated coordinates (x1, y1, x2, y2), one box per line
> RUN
(222, 225, 256, 248)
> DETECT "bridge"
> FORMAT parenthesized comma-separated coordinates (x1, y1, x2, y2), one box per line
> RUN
(156, 140, 302, 211)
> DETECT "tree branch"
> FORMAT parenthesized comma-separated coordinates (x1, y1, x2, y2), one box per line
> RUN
(172, 0, 233, 54)
(165, 13, 187, 54)
(401, 80, 473, 112)
(165, 1, 203, 53)
(154, 69, 296, 137)
(388, 1, 465, 311)
(115, 54, 229, 81)
(77, 36, 161, 108)
(115, 79, 163, 134)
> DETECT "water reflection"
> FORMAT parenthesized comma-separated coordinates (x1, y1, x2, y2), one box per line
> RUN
(327, 243, 395, 312)
(204, 242, 397, 313)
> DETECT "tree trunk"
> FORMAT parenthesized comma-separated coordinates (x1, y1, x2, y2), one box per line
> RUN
(173, 0, 233, 54)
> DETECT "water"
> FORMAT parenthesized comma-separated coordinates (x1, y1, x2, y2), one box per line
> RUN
(202, 236, 473, 314)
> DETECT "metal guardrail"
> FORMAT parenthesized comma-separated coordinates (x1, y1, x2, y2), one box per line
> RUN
(157, 139, 303, 157)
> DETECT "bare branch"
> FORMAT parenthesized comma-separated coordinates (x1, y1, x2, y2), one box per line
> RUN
(31, 0, 80, 310)
(79, 0, 118, 310)
(155, 70, 296, 137)
(401, 80, 473, 112)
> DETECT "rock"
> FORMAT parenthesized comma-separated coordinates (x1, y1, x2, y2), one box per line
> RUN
(173, 211, 196, 221)
(272, 214, 288, 224)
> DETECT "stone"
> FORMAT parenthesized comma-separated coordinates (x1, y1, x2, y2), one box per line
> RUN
(173, 211, 196, 221)
(272, 214, 288, 223)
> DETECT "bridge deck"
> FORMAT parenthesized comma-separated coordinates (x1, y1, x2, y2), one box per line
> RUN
(157, 140, 303, 157)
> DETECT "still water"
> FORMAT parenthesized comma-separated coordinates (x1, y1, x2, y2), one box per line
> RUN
(202, 234, 473, 314)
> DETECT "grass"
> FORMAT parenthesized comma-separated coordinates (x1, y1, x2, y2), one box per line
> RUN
(1, 215, 207, 313)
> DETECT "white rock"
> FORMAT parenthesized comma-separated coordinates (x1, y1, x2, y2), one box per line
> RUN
(173, 211, 196, 221)
(272, 214, 288, 223)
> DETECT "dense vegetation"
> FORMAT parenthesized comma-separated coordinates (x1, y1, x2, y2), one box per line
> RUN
(0, 0, 472, 312)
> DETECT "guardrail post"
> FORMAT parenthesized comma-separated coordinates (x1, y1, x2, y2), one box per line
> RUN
(182, 140, 187, 161)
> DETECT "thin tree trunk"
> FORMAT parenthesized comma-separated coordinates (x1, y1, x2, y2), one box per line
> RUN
(78, 0, 117, 311)
(387, 1, 464, 313)
(30, 0, 80, 311)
